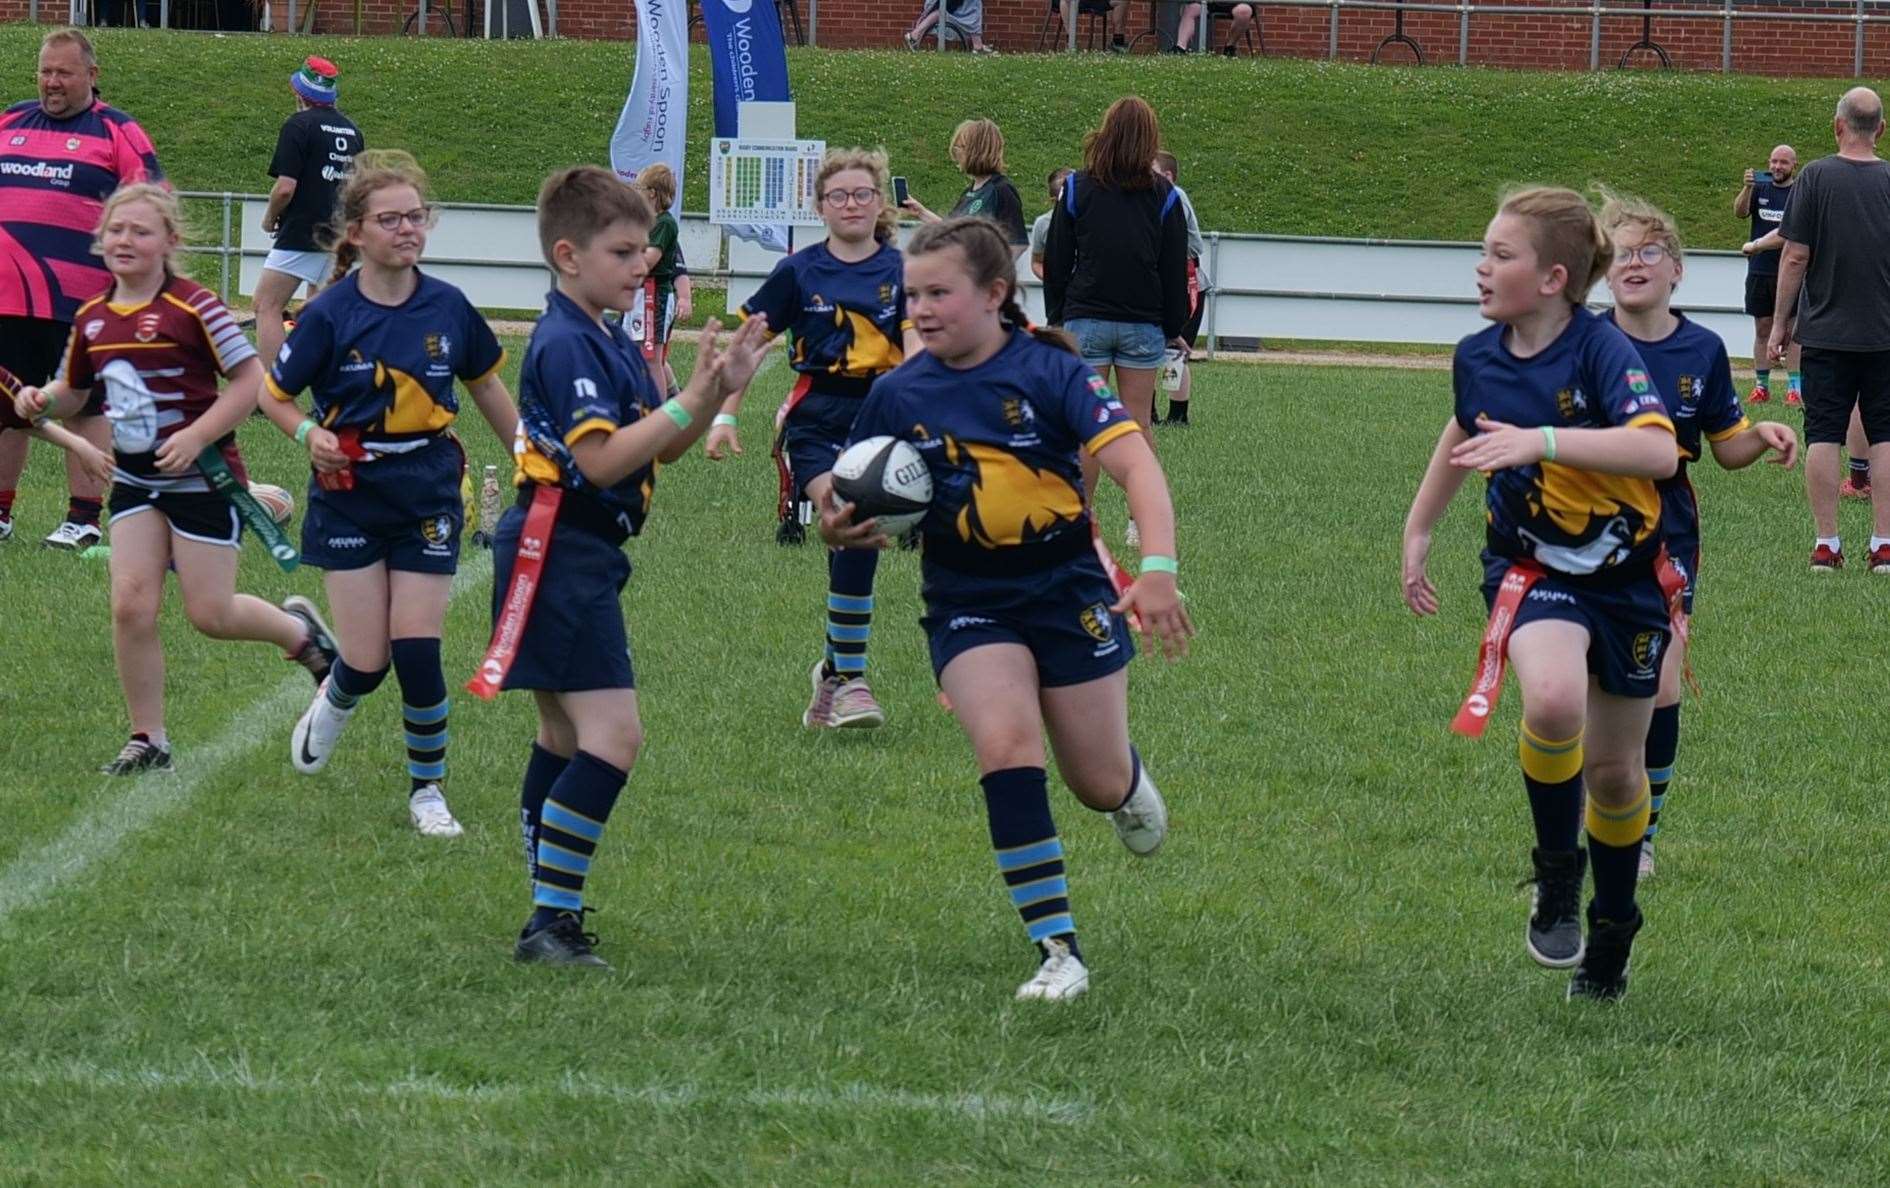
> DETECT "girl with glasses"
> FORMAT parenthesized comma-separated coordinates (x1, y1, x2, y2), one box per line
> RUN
(1598, 189, 1797, 880)
(706, 148, 922, 730)
(259, 149, 519, 839)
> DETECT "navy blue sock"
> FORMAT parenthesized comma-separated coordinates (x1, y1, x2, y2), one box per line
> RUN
(530, 750, 628, 928)
(391, 637, 448, 791)
(1644, 703, 1679, 843)
(326, 657, 388, 710)
(1587, 785, 1651, 920)
(1520, 724, 1583, 852)
(520, 743, 570, 889)
(980, 766, 1078, 957)
(824, 547, 879, 678)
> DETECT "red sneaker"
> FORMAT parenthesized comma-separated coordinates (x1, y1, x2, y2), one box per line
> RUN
(1748, 383, 1772, 404)
(1841, 477, 1873, 500)
(1785, 389, 1803, 408)
(1873, 544, 1890, 573)
(1812, 543, 1844, 571)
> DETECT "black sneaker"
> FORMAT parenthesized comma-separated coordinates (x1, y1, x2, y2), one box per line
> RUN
(100, 737, 174, 776)
(1523, 846, 1585, 968)
(1568, 905, 1643, 1002)
(281, 595, 338, 684)
(515, 910, 611, 969)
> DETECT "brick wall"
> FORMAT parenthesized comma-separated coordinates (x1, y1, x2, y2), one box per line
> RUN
(5, 0, 1890, 75)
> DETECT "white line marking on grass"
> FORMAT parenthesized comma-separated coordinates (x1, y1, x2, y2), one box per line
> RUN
(0, 556, 493, 929)
(7, 1060, 1095, 1125)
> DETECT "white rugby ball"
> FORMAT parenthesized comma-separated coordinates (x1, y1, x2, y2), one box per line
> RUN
(248, 482, 295, 525)
(830, 436, 932, 537)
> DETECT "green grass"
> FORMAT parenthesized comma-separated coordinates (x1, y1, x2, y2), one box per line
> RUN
(4, 352, 1890, 1181)
(0, 22, 1856, 248)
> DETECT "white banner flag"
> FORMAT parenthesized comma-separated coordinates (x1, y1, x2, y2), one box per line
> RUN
(609, 0, 687, 214)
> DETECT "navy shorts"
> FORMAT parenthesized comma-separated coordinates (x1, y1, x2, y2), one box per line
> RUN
(491, 505, 636, 692)
(921, 556, 1135, 688)
(1659, 485, 1700, 615)
(301, 438, 464, 573)
(781, 391, 864, 497)
(1482, 552, 1670, 699)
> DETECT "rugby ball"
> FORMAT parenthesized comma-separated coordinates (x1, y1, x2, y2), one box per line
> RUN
(830, 436, 932, 537)
(248, 482, 295, 525)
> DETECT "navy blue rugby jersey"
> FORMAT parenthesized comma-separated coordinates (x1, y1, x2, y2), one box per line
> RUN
(740, 240, 910, 387)
(1603, 310, 1748, 508)
(1748, 176, 1794, 278)
(512, 289, 664, 535)
(1453, 306, 1674, 577)
(849, 329, 1141, 575)
(266, 270, 504, 438)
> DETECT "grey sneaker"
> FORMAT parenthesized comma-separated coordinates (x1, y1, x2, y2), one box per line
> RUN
(829, 676, 886, 729)
(1525, 847, 1587, 969)
(1110, 766, 1168, 856)
(802, 659, 840, 729)
(1637, 837, 1656, 880)
(280, 595, 337, 684)
(515, 911, 611, 969)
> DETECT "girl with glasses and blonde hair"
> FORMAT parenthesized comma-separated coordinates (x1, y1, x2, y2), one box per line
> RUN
(707, 147, 922, 731)
(259, 149, 519, 840)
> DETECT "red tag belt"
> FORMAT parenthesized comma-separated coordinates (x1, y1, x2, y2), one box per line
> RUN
(466, 483, 562, 700)
(1452, 549, 1695, 738)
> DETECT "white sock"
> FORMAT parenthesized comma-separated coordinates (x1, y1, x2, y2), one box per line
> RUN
(147, 730, 169, 748)
(1818, 536, 1842, 552)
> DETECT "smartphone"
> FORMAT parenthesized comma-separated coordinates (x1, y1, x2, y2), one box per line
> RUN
(893, 176, 910, 205)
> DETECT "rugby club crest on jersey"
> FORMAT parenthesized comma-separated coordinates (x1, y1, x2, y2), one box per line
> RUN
(425, 333, 451, 362)
(1079, 602, 1113, 642)
(420, 514, 454, 545)
(65, 138, 80, 151)
(135, 311, 162, 344)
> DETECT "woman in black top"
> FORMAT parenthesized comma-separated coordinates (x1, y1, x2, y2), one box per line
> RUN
(902, 118, 1029, 259)
(1044, 96, 1190, 539)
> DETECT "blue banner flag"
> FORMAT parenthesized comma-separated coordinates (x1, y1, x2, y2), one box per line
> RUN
(699, 0, 793, 252)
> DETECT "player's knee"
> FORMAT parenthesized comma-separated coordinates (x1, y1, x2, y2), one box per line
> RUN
(182, 595, 235, 638)
(111, 581, 162, 630)
(1066, 754, 1133, 803)
(580, 722, 641, 771)
(1583, 756, 1645, 805)
(1520, 695, 1582, 743)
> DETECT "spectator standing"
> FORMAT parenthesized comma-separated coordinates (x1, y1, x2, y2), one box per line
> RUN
(256, 57, 364, 373)
(901, 119, 1028, 259)
(1735, 144, 1799, 405)
(1770, 88, 1890, 572)
(0, 27, 163, 550)
(1030, 167, 1073, 281)
(1044, 97, 1189, 547)
(1152, 149, 1209, 424)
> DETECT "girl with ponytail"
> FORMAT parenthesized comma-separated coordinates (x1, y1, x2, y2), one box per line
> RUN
(707, 147, 922, 731)
(812, 215, 1193, 1004)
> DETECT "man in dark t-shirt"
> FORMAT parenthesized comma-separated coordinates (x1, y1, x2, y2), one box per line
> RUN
(1773, 87, 1890, 571)
(1735, 144, 1797, 404)
(256, 56, 364, 368)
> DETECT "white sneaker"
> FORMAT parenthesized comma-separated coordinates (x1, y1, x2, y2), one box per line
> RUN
(1111, 765, 1168, 856)
(291, 678, 355, 774)
(0, 515, 12, 542)
(1123, 519, 1140, 550)
(409, 783, 464, 838)
(1638, 839, 1656, 880)
(1015, 937, 1090, 1001)
(42, 520, 101, 551)
(802, 659, 840, 729)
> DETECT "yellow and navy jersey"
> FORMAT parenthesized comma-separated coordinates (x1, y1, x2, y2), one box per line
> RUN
(740, 240, 910, 393)
(1453, 307, 1675, 577)
(850, 329, 1141, 578)
(266, 270, 505, 442)
(512, 288, 663, 535)
(1603, 310, 1747, 515)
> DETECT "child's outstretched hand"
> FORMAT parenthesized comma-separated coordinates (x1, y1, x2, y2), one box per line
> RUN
(13, 385, 49, 421)
(698, 315, 771, 397)
(1450, 415, 1546, 472)
(1754, 420, 1799, 468)
(1112, 571, 1193, 660)
(1402, 531, 1439, 616)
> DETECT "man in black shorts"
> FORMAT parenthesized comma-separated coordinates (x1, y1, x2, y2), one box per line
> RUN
(1736, 144, 1798, 404)
(1772, 88, 1890, 572)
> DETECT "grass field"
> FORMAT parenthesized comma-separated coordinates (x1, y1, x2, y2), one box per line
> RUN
(4, 347, 1890, 1182)
(0, 23, 1865, 249)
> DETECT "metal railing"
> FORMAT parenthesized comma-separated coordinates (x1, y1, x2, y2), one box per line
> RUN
(1272, 0, 1890, 74)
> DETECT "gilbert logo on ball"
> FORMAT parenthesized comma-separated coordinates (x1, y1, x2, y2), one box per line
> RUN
(829, 436, 932, 537)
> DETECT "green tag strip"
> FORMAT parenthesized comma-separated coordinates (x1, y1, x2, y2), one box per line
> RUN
(197, 446, 300, 572)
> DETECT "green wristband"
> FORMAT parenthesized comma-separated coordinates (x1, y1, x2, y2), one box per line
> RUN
(713, 413, 738, 427)
(1540, 425, 1557, 461)
(293, 418, 317, 447)
(662, 398, 693, 430)
(1140, 554, 1179, 576)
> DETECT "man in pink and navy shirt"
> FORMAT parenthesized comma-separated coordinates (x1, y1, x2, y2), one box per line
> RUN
(0, 26, 164, 550)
